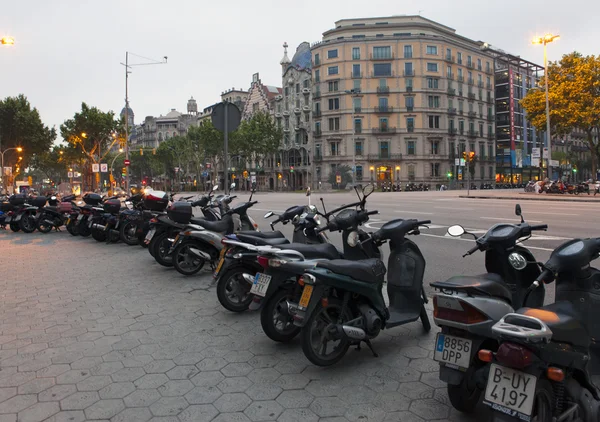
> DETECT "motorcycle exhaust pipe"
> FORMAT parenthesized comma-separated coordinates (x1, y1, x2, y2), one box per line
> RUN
(44, 219, 55, 226)
(340, 325, 366, 340)
(92, 224, 106, 231)
(188, 248, 211, 260)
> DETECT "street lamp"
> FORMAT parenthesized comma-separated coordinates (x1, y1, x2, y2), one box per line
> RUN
(1, 36, 15, 46)
(0, 147, 23, 192)
(121, 52, 168, 193)
(532, 33, 560, 179)
(345, 88, 361, 186)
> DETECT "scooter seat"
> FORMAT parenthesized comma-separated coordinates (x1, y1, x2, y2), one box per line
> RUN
(44, 206, 59, 212)
(283, 243, 341, 260)
(238, 230, 285, 239)
(190, 217, 207, 225)
(235, 233, 290, 246)
(517, 302, 589, 348)
(190, 218, 231, 233)
(317, 258, 386, 283)
(431, 273, 511, 303)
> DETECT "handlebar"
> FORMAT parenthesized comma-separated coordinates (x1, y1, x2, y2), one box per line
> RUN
(530, 224, 548, 231)
(463, 244, 480, 257)
(416, 220, 432, 226)
(366, 210, 379, 216)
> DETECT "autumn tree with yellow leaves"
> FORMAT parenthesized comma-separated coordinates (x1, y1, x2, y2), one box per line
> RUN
(521, 52, 600, 177)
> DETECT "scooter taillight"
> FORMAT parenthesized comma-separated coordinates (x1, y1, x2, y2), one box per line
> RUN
(495, 342, 535, 370)
(433, 296, 488, 324)
(257, 256, 269, 269)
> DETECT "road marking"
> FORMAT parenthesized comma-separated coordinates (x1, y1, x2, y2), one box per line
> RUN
(394, 211, 434, 215)
(527, 211, 579, 216)
(435, 207, 474, 211)
(420, 233, 555, 252)
(480, 217, 543, 223)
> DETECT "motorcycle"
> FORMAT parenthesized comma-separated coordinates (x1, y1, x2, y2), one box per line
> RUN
(73, 193, 105, 238)
(36, 194, 76, 233)
(477, 237, 600, 422)
(4, 194, 46, 233)
(89, 196, 122, 242)
(168, 189, 260, 276)
(429, 204, 548, 413)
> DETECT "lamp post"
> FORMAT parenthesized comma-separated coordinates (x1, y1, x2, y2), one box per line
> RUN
(345, 88, 361, 186)
(532, 34, 560, 179)
(121, 52, 167, 193)
(0, 146, 23, 192)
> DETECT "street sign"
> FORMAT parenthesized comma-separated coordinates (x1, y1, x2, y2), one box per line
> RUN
(458, 173, 463, 180)
(67, 172, 73, 178)
(459, 159, 466, 167)
(124, 159, 131, 166)
(201, 172, 208, 177)
(532, 147, 541, 160)
(543, 148, 549, 159)
(550, 159, 559, 167)
(211, 102, 241, 134)
(92, 164, 100, 173)
(454, 159, 460, 166)
(336, 175, 342, 184)
(100, 163, 108, 173)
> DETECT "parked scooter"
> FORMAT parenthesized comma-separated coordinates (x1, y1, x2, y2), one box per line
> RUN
(476, 237, 600, 422)
(36, 194, 75, 233)
(430, 204, 548, 413)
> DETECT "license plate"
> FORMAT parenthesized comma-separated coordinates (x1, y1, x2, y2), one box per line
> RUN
(5, 216, 11, 223)
(15, 214, 22, 222)
(88, 220, 93, 228)
(250, 273, 272, 297)
(484, 363, 537, 420)
(115, 221, 119, 229)
(66, 218, 71, 225)
(77, 214, 84, 221)
(213, 248, 228, 277)
(433, 334, 472, 369)
(145, 228, 156, 242)
(299, 285, 314, 309)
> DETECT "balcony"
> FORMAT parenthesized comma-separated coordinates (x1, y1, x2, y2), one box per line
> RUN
(447, 88, 456, 96)
(406, 106, 414, 112)
(294, 108, 301, 115)
(372, 127, 397, 135)
(448, 128, 458, 136)
(447, 73, 454, 80)
(457, 75, 464, 82)
(374, 106, 394, 113)
(282, 110, 290, 117)
(478, 81, 484, 88)
(467, 62, 474, 69)
(406, 86, 413, 93)
(403, 70, 415, 76)
(488, 132, 495, 139)
(313, 110, 322, 118)
(467, 130, 477, 138)
(448, 108, 457, 115)
(302, 105, 311, 112)
(302, 88, 311, 95)
(486, 83, 493, 90)
(406, 126, 415, 133)
(314, 130, 322, 138)
(468, 93, 476, 101)
(444, 55, 455, 63)
(485, 66, 493, 74)
(353, 107, 362, 113)
(371, 71, 394, 78)
(458, 110, 464, 115)
(487, 114, 495, 121)
(313, 91, 321, 99)
(367, 153, 403, 161)
(467, 78, 474, 86)
(314, 154, 323, 161)
(275, 112, 282, 118)
(283, 127, 290, 133)
(487, 95, 494, 104)
(377, 86, 390, 94)
(371, 53, 395, 60)
(351, 72, 363, 79)
(313, 58, 321, 67)
(468, 111, 477, 118)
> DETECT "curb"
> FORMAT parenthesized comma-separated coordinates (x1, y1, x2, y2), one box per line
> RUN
(459, 195, 600, 203)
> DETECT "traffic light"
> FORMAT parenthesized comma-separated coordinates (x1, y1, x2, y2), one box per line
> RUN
(243, 170, 248, 178)
(573, 168, 578, 173)
(468, 151, 475, 161)
(290, 166, 294, 173)
(447, 171, 453, 179)
(140, 149, 143, 156)
(462, 151, 467, 161)
(122, 167, 126, 176)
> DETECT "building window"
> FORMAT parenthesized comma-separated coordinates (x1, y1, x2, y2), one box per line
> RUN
(284, 87, 289, 96)
(353, 97, 362, 112)
(467, 55, 472, 66)
(353, 79, 361, 90)
(315, 143, 321, 158)
(355, 140, 363, 156)
(314, 70, 320, 82)
(379, 78, 387, 88)
(406, 78, 413, 88)
(380, 141, 390, 158)
(459, 120, 464, 134)
(405, 96, 414, 108)
(449, 119, 455, 130)
(303, 79, 309, 88)
(328, 98, 340, 110)
(426, 45, 438, 55)
(373, 63, 392, 77)
(296, 83, 300, 93)
(427, 63, 438, 72)
(352, 47, 360, 60)
(352, 64, 361, 78)
(479, 123, 484, 137)
(315, 122, 321, 134)
(407, 141, 416, 155)
(427, 78, 439, 89)
(432, 141, 439, 155)
(446, 48, 452, 60)
(480, 165, 485, 179)
(328, 117, 340, 131)
(428, 96, 440, 108)
(373, 46, 391, 59)
(457, 52, 463, 65)
(327, 49, 338, 59)
(404, 45, 412, 58)
(356, 165, 363, 180)
(404, 62, 413, 76)
(330, 141, 340, 156)
(378, 97, 388, 109)
(328, 81, 339, 92)
(479, 143, 485, 158)
(406, 117, 415, 132)
(488, 125, 493, 136)
(431, 163, 440, 176)
(354, 118, 362, 134)
(486, 61, 491, 73)
(328, 66, 338, 75)
(458, 101, 464, 113)
(477, 58, 482, 70)
(428, 115, 440, 128)
(488, 144, 494, 158)
(379, 118, 388, 131)
(469, 122, 475, 133)
(447, 65, 452, 78)
(489, 166, 494, 179)
(408, 164, 415, 181)
(314, 53, 320, 64)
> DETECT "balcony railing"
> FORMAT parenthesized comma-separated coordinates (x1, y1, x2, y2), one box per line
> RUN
(444, 55, 455, 63)
(457, 75, 464, 82)
(371, 71, 394, 78)
(406, 86, 413, 93)
(351, 72, 363, 79)
(406, 106, 414, 112)
(486, 83, 493, 90)
(313, 110, 322, 117)
(468, 93, 476, 101)
(313, 58, 321, 67)
(407, 126, 415, 133)
(403, 70, 415, 76)
(467, 130, 478, 138)
(468, 111, 477, 118)
(314, 154, 323, 161)
(467, 62, 474, 69)
(372, 127, 397, 134)
(468, 78, 474, 86)
(448, 128, 458, 136)
(314, 130, 322, 137)
(354, 107, 362, 113)
(313, 91, 321, 99)
(448, 108, 457, 115)
(371, 53, 394, 60)
(447, 88, 456, 96)
(367, 153, 403, 160)
(488, 132, 495, 139)
(375, 106, 394, 113)
(477, 81, 484, 88)
(485, 66, 493, 74)
(447, 73, 454, 80)
(377, 86, 390, 94)
(487, 114, 494, 121)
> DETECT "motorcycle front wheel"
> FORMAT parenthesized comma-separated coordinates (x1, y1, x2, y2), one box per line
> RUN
(261, 288, 301, 342)
(172, 242, 207, 276)
(20, 215, 36, 233)
(67, 220, 79, 236)
(36, 215, 53, 234)
(9, 222, 20, 232)
(217, 267, 256, 312)
(91, 227, 107, 242)
(153, 233, 174, 267)
(119, 221, 139, 246)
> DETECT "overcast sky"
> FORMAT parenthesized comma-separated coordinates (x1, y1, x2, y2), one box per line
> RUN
(1, 0, 597, 144)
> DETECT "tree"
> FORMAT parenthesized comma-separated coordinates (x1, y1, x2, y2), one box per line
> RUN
(521, 52, 600, 176)
(233, 111, 283, 169)
(328, 164, 352, 189)
(60, 103, 122, 190)
(28, 146, 71, 184)
(0, 95, 56, 170)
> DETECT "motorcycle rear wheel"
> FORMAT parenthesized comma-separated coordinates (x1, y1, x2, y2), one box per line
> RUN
(37, 217, 53, 234)
(67, 221, 79, 236)
(154, 233, 174, 267)
(217, 267, 256, 312)
(261, 288, 301, 342)
(78, 221, 91, 237)
(20, 215, 36, 233)
(172, 242, 207, 276)
(447, 365, 482, 413)
(91, 228, 107, 242)
(9, 222, 20, 232)
(119, 221, 139, 246)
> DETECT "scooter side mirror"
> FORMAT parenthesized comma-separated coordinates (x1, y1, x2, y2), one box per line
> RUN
(515, 204, 524, 223)
(447, 225, 465, 237)
(264, 211, 274, 218)
(213, 185, 219, 192)
(306, 187, 311, 197)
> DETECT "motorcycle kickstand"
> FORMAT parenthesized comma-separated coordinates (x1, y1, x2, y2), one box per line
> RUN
(356, 340, 379, 358)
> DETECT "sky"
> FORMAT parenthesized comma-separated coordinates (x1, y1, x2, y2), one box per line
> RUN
(1, 0, 598, 144)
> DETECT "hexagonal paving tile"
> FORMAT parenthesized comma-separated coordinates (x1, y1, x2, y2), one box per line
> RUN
(409, 398, 450, 420)
(217, 376, 254, 394)
(278, 408, 320, 422)
(214, 393, 253, 413)
(276, 390, 314, 408)
(149, 396, 189, 416)
(83, 398, 125, 419)
(244, 400, 284, 421)
(185, 386, 223, 404)
(124, 389, 162, 408)
(178, 404, 219, 421)
(158, 380, 194, 397)
(60, 392, 100, 410)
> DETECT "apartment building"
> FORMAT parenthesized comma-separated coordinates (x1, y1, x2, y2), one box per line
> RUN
(311, 15, 496, 187)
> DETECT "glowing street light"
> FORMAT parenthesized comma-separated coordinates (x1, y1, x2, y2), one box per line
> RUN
(532, 33, 560, 179)
(1, 36, 15, 46)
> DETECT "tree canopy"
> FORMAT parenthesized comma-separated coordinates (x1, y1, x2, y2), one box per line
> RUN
(521, 52, 600, 176)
